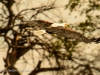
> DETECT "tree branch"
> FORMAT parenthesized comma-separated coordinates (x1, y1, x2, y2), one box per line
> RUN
(29, 67, 65, 75)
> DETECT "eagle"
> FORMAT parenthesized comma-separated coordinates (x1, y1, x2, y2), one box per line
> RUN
(25, 20, 92, 43)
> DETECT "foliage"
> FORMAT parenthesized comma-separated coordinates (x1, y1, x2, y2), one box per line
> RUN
(0, 0, 100, 75)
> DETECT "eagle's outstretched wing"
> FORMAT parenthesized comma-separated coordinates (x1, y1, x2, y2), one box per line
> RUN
(25, 20, 53, 30)
(25, 20, 91, 43)
(46, 26, 91, 43)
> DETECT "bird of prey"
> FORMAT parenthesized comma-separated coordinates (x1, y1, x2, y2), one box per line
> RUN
(25, 20, 92, 43)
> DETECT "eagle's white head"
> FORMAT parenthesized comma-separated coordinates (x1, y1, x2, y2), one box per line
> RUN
(51, 23, 68, 27)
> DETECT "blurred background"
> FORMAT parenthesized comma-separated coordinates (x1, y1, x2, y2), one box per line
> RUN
(0, 0, 100, 75)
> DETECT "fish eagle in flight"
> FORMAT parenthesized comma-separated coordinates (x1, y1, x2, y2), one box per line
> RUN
(25, 20, 91, 43)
